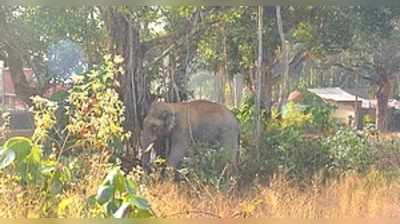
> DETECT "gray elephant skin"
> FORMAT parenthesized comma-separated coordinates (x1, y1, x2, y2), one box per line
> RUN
(140, 100, 240, 171)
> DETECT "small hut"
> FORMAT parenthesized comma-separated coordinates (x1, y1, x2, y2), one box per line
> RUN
(307, 87, 370, 129)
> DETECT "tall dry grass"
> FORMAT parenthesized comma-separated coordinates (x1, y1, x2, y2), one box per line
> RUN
(146, 171, 400, 218)
(1, 153, 400, 218)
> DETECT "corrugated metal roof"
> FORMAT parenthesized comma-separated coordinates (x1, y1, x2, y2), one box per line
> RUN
(308, 87, 372, 108)
(308, 87, 361, 101)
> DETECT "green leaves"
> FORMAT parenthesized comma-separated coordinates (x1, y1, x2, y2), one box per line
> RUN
(0, 149, 15, 169)
(0, 136, 71, 196)
(3, 137, 32, 162)
(96, 185, 115, 205)
(102, 167, 125, 192)
(92, 166, 154, 218)
(0, 137, 34, 170)
(129, 196, 151, 211)
(324, 128, 375, 172)
(66, 54, 129, 150)
(113, 202, 131, 218)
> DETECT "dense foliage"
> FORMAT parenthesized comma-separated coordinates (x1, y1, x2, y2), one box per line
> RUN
(0, 56, 153, 218)
(1, 5, 400, 218)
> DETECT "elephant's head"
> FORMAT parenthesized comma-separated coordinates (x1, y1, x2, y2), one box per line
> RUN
(140, 102, 176, 150)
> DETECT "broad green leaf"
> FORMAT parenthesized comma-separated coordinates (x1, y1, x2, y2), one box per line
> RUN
(51, 177, 63, 194)
(41, 165, 56, 175)
(26, 145, 42, 164)
(134, 209, 154, 218)
(4, 137, 32, 162)
(0, 149, 16, 169)
(96, 185, 114, 205)
(103, 167, 125, 192)
(129, 196, 151, 211)
(113, 202, 131, 218)
(125, 179, 137, 195)
(103, 200, 119, 216)
(60, 167, 72, 182)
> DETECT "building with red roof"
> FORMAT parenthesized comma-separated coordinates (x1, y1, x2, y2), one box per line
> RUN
(0, 61, 34, 110)
(0, 60, 67, 111)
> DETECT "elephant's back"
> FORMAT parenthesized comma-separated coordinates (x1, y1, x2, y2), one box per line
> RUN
(187, 100, 230, 114)
(182, 100, 239, 129)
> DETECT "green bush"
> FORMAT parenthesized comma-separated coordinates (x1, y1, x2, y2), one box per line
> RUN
(0, 55, 154, 218)
(180, 144, 237, 191)
(91, 166, 154, 218)
(239, 124, 331, 184)
(301, 90, 338, 133)
(323, 128, 376, 173)
(230, 98, 376, 186)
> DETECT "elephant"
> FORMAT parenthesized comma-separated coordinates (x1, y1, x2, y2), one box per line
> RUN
(140, 100, 240, 172)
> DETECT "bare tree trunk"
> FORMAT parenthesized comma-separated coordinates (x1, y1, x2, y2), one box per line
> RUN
(167, 52, 181, 102)
(276, 6, 289, 110)
(254, 5, 263, 148)
(376, 76, 390, 131)
(104, 8, 151, 152)
(216, 63, 225, 104)
(222, 22, 233, 106)
(233, 74, 243, 107)
(261, 66, 273, 117)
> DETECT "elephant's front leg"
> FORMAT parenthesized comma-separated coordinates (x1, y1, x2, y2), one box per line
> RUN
(141, 149, 151, 173)
(167, 138, 189, 171)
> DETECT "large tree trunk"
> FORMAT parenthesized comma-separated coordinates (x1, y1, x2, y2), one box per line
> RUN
(276, 6, 289, 110)
(261, 65, 273, 117)
(6, 46, 39, 106)
(104, 8, 151, 151)
(167, 19, 195, 103)
(376, 76, 391, 131)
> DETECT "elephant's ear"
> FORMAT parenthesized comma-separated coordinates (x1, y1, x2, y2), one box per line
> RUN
(161, 109, 176, 132)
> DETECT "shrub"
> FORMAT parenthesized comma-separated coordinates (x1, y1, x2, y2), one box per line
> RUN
(91, 166, 154, 218)
(301, 90, 338, 133)
(323, 128, 376, 173)
(280, 101, 312, 130)
(0, 55, 154, 218)
(231, 98, 377, 186)
(180, 144, 238, 192)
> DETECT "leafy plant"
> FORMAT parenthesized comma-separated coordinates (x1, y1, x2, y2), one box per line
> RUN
(66, 54, 129, 150)
(181, 144, 237, 191)
(92, 166, 154, 218)
(280, 101, 312, 130)
(324, 128, 376, 173)
(0, 136, 71, 194)
(0, 55, 154, 218)
(301, 90, 338, 133)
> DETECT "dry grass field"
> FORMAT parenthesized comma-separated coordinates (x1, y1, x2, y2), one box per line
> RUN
(146, 172, 400, 218)
(3, 157, 399, 218)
